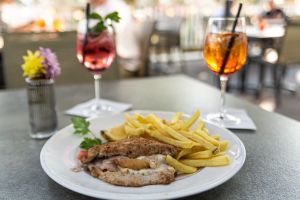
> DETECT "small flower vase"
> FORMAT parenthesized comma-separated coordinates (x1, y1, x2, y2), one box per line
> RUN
(26, 78, 57, 139)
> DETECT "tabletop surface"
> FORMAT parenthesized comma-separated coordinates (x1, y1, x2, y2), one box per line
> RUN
(0, 75, 299, 200)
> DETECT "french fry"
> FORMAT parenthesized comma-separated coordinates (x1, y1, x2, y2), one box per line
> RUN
(146, 130, 195, 149)
(180, 131, 217, 152)
(219, 140, 229, 151)
(182, 110, 201, 131)
(196, 130, 220, 146)
(166, 155, 197, 174)
(211, 134, 221, 140)
(212, 151, 226, 157)
(176, 148, 193, 160)
(180, 155, 230, 167)
(125, 114, 151, 130)
(143, 115, 172, 137)
(194, 120, 205, 132)
(203, 128, 209, 134)
(191, 145, 206, 152)
(171, 120, 185, 131)
(125, 121, 134, 128)
(134, 114, 149, 124)
(124, 114, 144, 128)
(146, 114, 166, 133)
(145, 114, 162, 123)
(148, 114, 192, 142)
(162, 119, 170, 125)
(185, 150, 213, 159)
(171, 112, 183, 124)
(124, 125, 145, 136)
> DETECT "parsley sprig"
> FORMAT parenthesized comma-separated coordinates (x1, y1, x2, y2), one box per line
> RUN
(72, 117, 91, 136)
(80, 137, 102, 150)
(89, 11, 121, 34)
(71, 117, 102, 150)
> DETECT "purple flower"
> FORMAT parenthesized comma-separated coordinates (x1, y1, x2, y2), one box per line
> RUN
(39, 47, 61, 79)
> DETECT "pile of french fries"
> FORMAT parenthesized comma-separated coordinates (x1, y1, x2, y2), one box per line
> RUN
(103, 110, 230, 174)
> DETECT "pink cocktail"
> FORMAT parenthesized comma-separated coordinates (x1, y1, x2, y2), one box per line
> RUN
(76, 31, 115, 74)
(76, 19, 117, 116)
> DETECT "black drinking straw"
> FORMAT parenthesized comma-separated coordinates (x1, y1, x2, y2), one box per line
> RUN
(218, 3, 243, 75)
(82, 3, 90, 65)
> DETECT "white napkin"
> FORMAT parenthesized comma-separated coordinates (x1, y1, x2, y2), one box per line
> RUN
(203, 108, 257, 130)
(65, 99, 132, 118)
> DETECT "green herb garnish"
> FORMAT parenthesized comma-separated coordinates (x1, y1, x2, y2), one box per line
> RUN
(71, 117, 102, 150)
(80, 137, 102, 149)
(104, 12, 121, 22)
(71, 117, 91, 136)
(89, 11, 121, 34)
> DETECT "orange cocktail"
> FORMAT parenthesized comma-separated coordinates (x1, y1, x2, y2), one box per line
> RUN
(204, 32, 247, 75)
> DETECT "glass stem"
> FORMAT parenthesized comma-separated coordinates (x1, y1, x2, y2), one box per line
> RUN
(94, 74, 101, 102)
(219, 75, 228, 119)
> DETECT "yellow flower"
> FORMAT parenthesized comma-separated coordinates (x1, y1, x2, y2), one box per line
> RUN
(21, 50, 45, 78)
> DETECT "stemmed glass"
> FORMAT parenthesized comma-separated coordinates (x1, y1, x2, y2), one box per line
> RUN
(76, 19, 116, 116)
(203, 17, 247, 125)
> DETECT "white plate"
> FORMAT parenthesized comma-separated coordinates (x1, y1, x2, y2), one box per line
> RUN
(40, 110, 246, 200)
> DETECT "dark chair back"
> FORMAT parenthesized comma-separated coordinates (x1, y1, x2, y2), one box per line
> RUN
(278, 22, 300, 65)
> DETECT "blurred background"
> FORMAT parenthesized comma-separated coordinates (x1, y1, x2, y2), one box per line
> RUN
(1, 0, 300, 120)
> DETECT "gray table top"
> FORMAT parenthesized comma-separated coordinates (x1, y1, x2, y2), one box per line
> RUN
(0, 75, 299, 200)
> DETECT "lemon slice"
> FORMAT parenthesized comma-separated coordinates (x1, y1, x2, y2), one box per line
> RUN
(104, 124, 127, 141)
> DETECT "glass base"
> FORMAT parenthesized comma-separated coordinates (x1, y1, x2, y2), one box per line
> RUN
(81, 99, 117, 117)
(206, 112, 241, 127)
(30, 130, 56, 139)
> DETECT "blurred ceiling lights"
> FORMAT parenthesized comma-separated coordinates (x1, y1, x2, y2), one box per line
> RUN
(151, 34, 160, 45)
(263, 48, 278, 64)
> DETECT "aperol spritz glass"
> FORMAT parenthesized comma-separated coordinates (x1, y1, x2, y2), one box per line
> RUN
(203, 17, 247, 125)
